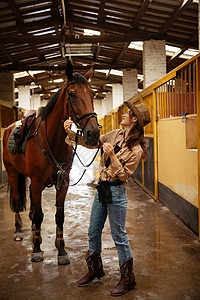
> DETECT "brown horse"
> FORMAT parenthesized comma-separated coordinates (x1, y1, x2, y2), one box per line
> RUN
(3, 60, 100, 264)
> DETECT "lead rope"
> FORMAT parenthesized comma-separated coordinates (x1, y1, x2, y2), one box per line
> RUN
(69, 141, 101, 186)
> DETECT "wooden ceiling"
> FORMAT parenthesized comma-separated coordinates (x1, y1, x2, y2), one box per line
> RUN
(0, 0, 198, 101)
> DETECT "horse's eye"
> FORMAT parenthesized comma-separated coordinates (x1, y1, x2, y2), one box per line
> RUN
(69, 92, 76, 99)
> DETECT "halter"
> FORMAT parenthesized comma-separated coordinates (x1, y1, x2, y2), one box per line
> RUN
(66, 81, 101, 132)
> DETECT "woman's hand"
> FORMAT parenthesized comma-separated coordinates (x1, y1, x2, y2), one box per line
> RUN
(103, 143, 115, 157)
(64, 117, 73, 133)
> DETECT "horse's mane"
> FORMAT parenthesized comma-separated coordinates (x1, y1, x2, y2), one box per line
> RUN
(40, 72, 88, 119)
(40, 88, 61, 119)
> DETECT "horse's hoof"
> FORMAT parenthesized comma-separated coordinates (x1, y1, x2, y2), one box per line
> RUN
(14, 232, 23, 241)
(58, 255, 70, 265)
(31, 252, 44, 262)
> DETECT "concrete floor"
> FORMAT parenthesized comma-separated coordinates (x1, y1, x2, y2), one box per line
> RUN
(0, 153, 200, 300)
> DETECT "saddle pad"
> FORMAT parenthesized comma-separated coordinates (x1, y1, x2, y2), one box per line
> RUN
(8, 127, 28, 155)
(8, 121, 35, 155)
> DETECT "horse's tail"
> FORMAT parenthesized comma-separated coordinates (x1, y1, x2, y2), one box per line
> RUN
(10, 173, 27, 212)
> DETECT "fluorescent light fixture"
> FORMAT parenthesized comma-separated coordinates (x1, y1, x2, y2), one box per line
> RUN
(65, 44, 93, 56)
(84, 29, 101, 36)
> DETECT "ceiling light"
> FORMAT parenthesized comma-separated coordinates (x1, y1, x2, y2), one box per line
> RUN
(65, 44, 93, 56)
(84, 29, 100, 36)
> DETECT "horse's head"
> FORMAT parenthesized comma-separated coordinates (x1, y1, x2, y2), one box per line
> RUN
(65, 60, 100, 146)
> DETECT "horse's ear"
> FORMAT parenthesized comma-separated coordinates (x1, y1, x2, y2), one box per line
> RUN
(65, 60, 73, 81)
(84, 67, 94, 80)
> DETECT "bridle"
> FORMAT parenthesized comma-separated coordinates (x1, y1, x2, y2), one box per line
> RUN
(65, 80, 101, 132)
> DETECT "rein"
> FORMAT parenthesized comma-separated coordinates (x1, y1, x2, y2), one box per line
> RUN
(31, 80, 101, 190)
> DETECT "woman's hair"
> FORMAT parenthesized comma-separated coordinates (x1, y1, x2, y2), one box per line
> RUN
(125, 111, 147, 160)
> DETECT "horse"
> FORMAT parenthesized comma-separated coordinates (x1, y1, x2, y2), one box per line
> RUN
(3, 60, 100, 264)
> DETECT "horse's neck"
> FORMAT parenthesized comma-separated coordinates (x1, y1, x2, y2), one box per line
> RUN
(46, 87, 67, 146)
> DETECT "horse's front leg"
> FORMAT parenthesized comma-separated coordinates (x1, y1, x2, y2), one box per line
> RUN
(55, 182, 70, 265)
(30, 179, 44, 262)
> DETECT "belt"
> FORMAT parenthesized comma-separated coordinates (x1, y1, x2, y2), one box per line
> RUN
(99, 179, 123, 186)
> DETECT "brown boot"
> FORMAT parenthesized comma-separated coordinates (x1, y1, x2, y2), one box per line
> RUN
(110, 258, 136, 297)
(77, 251, 105, 287)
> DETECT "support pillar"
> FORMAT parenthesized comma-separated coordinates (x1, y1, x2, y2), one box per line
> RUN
(101, 92, 112, 116)
(94, 99, 102, 118)
(18, 85, 31, 110)
(122, 69, 138, 101)
(143, 40, 166, 88)
(112, 83, 123, 109)
(31, 94, 41, 110)
(0, 72, 14, 105)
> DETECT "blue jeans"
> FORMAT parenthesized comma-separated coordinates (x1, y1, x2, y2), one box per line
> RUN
(88, 182, 132, 266)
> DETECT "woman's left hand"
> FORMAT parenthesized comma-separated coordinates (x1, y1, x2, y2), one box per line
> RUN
(103, 143, 115, 157)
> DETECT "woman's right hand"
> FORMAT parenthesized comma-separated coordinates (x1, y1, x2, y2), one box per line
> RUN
(64, 117, 73, 133)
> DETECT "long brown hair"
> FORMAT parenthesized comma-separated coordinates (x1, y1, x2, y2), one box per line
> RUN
(126, 111, 147, 160)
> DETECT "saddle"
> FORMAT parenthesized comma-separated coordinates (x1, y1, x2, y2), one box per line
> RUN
(14, 110, 36, 145)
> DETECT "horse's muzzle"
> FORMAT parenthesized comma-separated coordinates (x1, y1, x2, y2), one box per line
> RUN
(85, 128, 100, 146)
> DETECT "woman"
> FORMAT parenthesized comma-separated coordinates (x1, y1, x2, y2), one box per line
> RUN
(64, 102, 150, 297)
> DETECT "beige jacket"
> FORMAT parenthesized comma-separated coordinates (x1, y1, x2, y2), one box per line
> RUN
(65, 129, 143, 182)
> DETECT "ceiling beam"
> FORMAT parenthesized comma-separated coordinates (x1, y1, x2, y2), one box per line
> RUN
(0, 44, 16, 64)
(95, 43, 101, 58)
(51, 0, 63, 58)
(169, 48, 187, 62)
(114, 42, 130, 63)
(7, 0, 45, 62)
(0, 31, 155, 44)
(168, 31, 198, 63)
(159, 0, 194, 35)
(98, 0, 106, 24)
(132, 0, 151, 29)
(0, 63, 136, 71)
(115, 0, 152, 64)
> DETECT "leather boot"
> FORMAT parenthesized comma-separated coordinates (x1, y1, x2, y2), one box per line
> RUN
(110, 258, 136, 297)
(77, 251, 105, 286)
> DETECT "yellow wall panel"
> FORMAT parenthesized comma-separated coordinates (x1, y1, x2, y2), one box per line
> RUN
(158, 117, 198, 207)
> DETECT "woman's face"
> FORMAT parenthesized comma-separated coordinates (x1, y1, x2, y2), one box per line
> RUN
(121, 110, 137, 127)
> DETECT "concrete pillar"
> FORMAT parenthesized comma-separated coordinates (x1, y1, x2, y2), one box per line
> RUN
(122, 69, 138, 101)
(0, 72, 14, 105)
(100, 92, 113, 117)
(94, 99, 102, 117)
(143, 39, 166, 88)
(18, 85, 31, 110)
(30, 94, 41, 110)
(112, 83, 123, 109)
(105, 92, 113, 114)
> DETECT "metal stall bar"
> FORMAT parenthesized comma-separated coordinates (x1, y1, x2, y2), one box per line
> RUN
(153, 89, 158, 200)
(196, 57, 200, 240)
